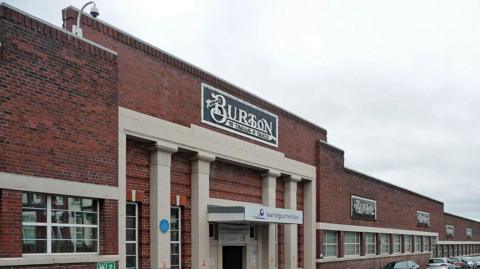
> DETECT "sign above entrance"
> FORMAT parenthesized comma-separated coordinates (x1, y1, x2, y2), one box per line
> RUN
(218, 224, 250, 245)
(201, 83, 279, 147)
(208, 205, 303, 224)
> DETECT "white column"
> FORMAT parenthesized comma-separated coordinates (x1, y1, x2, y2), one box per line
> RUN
(284, 175, 301, 269)
(191, 152, 215, 269)
(150, 143, 178, 269)
(262, 170, 280, 269)
(303, 179, 316, 269)
(118, 130, 127, 269)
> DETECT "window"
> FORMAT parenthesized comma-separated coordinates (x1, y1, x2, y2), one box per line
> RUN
(423, 236, 430, 252)
(22, 192, 99, 254)
(171, 207, 181, 269)
(431, 237, 437, 257)
(414, 236, 421, 252)
(323, 231, 338, 257)
(365, 233, 376, 255)
(250, 225, 256, 239)
(404, 235, 412, 253)
(126, 203, 138, 269)
(380, 234, 390, 254)
(209, 223, 216, 239)
(344, 232, 360, 256)
(393, 234, 401, 253)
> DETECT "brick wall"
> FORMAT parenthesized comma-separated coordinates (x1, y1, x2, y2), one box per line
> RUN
(0, 6, 118, 186)
(100, 199, 119, 255)
(442, 213, 480, 241)
(62, 7, 326, 167)
(318, 253, 431, 269)
(317, 142, 444, 231)
(0, 189, 22, 257)
(210, 160, 263, 204)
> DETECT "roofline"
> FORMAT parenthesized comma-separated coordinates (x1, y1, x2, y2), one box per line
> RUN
(62, 5, 327, 135)
(344, 167, 444, 205)
(444, 212, 480, 225)
(0, 2, 117, 56)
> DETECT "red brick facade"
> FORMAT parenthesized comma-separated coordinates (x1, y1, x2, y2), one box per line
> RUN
(1, 3, 479, 269)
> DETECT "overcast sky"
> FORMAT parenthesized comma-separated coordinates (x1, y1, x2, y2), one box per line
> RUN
(6, 0, 480, 221)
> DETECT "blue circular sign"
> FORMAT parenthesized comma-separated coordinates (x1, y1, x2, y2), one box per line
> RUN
(160, 219, 169, 233)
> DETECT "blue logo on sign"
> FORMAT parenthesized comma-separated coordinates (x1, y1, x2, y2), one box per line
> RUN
(259, 209, 265, 216)
(160, 219, 169, 233)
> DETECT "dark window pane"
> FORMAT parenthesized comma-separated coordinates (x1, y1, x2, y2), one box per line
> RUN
(23, 225, 46, 240)
(22, 209, 47, 223)
(22, 193, 46, 208)
(171, 208, 179, 219)
(171, 254, 180, 265)
(23, 240, 47, 253)
(51, 210, 75, 224)
(126, 255, 137, 268)
(52, 226, 74, 240)
(171, 243, 179, 254)
(75, 212, 97, 225)
(80, 198, 97, 212)
(171, 221, 179, 231)
(76, 239, 98, 252)
(126, 229, 136, 241)
(126, 204, 136, 216)
(171, 231, 179, 241)
(52, 239, 75, 253)
(126, 216, 136, 229)
(126, 243, 136, 255)
(51, 195, 68, 210)
(76, 227, 98, 240)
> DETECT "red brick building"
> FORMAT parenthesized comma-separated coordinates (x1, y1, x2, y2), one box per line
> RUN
(0, 3, 478, 269)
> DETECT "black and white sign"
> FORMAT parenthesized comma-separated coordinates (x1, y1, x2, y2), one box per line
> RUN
(218, 224, 250, 245)
(467, 228, 473, 238)
(417, 211, 430, 227)
(201, 83, 278, 147)
(351, 195, 376, 220)
(244, 205, 303, 224)
(446, 225, 455, 237)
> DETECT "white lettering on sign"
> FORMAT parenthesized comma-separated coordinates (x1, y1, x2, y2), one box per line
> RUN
(446, 225, 455, 236)
(351, 195, 376, 220)
(417, 211, 430, 226)
(202, 84, 278, 147)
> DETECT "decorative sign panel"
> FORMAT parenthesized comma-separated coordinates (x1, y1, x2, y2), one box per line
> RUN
(351, 195, 376, 220)
(244, 205, 303, 224)
(467, 228, 473, 238)
(417, 211, 430, 227)
(201, 83, 278, 147)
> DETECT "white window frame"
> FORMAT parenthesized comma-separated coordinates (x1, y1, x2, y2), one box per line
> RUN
(393, 234, 401, 254)
(344, 232, 360, 257)
(22, 193, 100, 255)
(323, 231, 338, 258)
(364, 233, 376, 256)
(126, 202, 138, 269)
(414, 235, 421, 252)
(423, 236, 429, 252)
(380, 234, 390, 255)
(171, 207, 182, 269)
(404, 235, 412, 253)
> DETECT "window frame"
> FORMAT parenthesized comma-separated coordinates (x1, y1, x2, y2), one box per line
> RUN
(343, 232, 360, 257)
(323, 231, 338, 258)
(170, 206, 182, 269)
(364, 233, 376, 256)
(414, 235, 421, 253)
(393, 234, 401, 254)
(404, 235, 412, 253)
(380, 234, 390, 255)
(22, 192, 100, 255)
(423, 236, 430, 252)
(126, 202, 138, 269)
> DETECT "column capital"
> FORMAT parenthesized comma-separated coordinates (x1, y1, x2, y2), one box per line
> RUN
(149, 141, 178, 153)
(190, 151, 215, 163)
(262, 169, 281, 178)
(284, 175, 302, 182)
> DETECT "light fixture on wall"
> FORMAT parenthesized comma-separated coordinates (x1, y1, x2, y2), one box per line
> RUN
(72, 1, 99, 37)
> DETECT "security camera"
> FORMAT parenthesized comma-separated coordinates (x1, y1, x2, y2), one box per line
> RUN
(90, 5, 99, 18)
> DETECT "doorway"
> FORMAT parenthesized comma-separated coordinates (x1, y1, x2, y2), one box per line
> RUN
(222, 246, 243, 269)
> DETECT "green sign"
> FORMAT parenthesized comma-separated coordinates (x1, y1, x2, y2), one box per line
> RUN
(97, 262, 115, 269)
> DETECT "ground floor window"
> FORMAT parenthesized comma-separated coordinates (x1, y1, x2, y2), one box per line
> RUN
(393, 234, 401, 253)
(323, 231, 338, 257)
(365, 233, 376, 255)
(380, 234, 390, 254)
(414, 235, 421, 252)
(344, 232, 360, 256)
(22, 192, 99, 254)
(126, 203, 138, 269)
(404, 235, 412, 253)
(171, 207, 181, 269)
(423, 236, 430, 252)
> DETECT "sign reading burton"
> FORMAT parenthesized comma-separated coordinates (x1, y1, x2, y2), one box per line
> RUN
(201, 84, 278, 147)
(351, 195, 376, 220)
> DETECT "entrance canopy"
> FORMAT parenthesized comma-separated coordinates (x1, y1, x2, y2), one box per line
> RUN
(208, 205, 303, 224)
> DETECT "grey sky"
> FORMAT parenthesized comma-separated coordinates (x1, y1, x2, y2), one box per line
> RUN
(5, 0, 480, 220)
